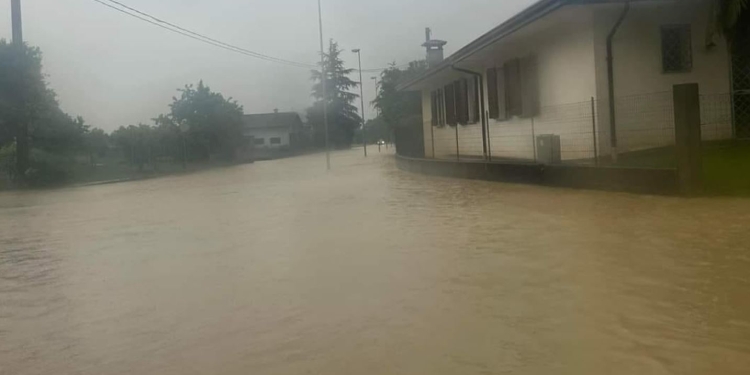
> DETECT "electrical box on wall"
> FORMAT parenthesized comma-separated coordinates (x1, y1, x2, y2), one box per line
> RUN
(536, 134, 561, 165)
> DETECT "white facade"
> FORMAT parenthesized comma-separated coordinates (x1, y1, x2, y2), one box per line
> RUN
(414, 0, 733, 162)
(245, 127, 291, 150)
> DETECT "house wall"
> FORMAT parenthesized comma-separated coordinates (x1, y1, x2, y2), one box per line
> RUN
(484, 9, 598, 161)
(420, 0, 732, 163)
(593, 0, 732, 156)
(422, 6, 600, 161)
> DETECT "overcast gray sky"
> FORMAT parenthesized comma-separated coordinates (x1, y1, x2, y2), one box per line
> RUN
(0, 0, 534, 131)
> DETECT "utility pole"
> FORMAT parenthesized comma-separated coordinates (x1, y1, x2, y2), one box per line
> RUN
(352, 49, 366, 157)
(317, 0, 330, 170)
(11, 0, 28, 179)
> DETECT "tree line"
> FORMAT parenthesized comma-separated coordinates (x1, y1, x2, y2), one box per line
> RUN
(0, 41, 246, 187)
(1, 36, 428, 187)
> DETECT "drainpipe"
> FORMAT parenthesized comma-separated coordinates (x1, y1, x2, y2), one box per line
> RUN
(606, 0, 630, 162)
(451, 65, 488, 159)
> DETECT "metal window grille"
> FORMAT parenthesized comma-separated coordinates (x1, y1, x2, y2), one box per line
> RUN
(661, 25, 692, 73)
(732, 26, 750, 138)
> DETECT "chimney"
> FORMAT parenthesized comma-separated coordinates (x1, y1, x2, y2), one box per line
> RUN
(422, 27, 447, 68)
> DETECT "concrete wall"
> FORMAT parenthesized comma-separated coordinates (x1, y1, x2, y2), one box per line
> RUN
(396, 154, 679, 195)
(592, 0, 732, 155)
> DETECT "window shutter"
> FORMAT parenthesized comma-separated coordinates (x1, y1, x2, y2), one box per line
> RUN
(470, 76, 480, 124)
(457, 79, 469, 125)
(486, 68, 499, 119)
(445, 83, 456, 126)
(520, 55, 539, 118)
(496, 66, 507, 120)
(438, 89, 445, 126)
(505, 59, 522, 117)
(431, 91, 438, 126)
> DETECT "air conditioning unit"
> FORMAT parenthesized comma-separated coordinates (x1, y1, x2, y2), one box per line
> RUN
(536, 134, 561, 165)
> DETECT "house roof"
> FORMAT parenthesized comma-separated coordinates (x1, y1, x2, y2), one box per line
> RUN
(243, 112, 302, 130)
(397, 0, 640, 91)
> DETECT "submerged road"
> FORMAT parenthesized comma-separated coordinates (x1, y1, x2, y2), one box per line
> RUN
(1, 148, 749, 374)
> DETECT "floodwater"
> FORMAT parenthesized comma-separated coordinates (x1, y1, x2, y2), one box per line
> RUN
(1, 148, 749, 375)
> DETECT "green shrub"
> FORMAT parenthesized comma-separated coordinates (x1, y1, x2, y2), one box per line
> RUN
(24, 149, 74, 187)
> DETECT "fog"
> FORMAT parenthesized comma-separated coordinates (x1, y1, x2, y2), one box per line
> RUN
(0, 0, 533, 131)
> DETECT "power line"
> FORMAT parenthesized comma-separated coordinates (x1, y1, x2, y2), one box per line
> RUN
(101, 0, 316, 68)
(93, 0, 315, 68)
(93, 0, 410, 72)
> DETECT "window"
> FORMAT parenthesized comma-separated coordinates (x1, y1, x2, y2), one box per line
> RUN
(437, 78, 478, 126)
(444, 82, 457, 126)
(468, 76, 480, 124)
(504, 59, 522, 117)
(456, 79, 469, 125)
(433, 74, 487, 126)
(431, 88, 446, 127)
(438, 89, 445, 126)
(661, 25, 692, 73)
(254, 138, 264, 145)
(431, 91, 439, 126)
(487, 56, 538, 120)
(270, 137, 282, 145)
(487, 67, 499, 119)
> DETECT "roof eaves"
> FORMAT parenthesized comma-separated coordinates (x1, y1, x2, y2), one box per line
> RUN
(397, 0, 639, 91)
(398, 0, 568, 91)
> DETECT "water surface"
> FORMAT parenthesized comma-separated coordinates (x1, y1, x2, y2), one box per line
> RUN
(2, 149, 749, 374)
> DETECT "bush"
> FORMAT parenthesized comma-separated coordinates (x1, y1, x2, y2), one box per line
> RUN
(24, 148, 73, 187)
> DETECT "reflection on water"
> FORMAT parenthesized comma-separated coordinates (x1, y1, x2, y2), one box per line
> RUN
(1, 148, 749, 375)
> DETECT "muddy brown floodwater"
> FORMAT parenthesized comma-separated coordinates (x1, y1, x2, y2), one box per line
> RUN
(1, 148, 750, 375)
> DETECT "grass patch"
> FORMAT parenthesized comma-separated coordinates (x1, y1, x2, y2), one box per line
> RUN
(580, 140, 750, 196)
(701, 140, 750, 196)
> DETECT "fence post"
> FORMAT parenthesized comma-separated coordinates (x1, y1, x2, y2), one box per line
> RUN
(591, 97, 598, 166)
(673, 83, 702, 195)
(455, 124, 459, 161)
(486, 111, 492, 162)
(531, 116, 537, 162)
(430, 122, 435, 158)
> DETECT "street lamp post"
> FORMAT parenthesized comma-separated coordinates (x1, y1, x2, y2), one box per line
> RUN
(352, 49, 366, 157)
(317, 0, 331, 170)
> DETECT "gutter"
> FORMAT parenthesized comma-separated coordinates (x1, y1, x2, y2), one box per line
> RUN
(451, 65, 488, 159)
(606, 0, 630, 161)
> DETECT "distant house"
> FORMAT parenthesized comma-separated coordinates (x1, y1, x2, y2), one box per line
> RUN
(399, 0, 748, 162)
(242, 110, 306, 159)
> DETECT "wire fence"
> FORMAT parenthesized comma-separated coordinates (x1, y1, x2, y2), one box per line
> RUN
(412, 91, 739, 170)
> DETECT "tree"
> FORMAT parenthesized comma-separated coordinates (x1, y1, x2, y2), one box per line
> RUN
(167, 81, 244, 161)
(355, 117, 390, 145)
(372, 61, 428, 132)
(111, 124, 156, 171)
(0, 40, 88, 184)
(307, 40, 362, 148)
(0, 40, 48, 177)
(84, 127, 109, 166)
(712, 0, 749, 41)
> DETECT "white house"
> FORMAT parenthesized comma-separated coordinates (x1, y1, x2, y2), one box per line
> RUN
(400, 0, 748, 163)
(243, 111, 305, 159)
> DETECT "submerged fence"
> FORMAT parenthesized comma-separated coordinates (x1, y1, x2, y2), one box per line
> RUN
(406, 91, 738, 170)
